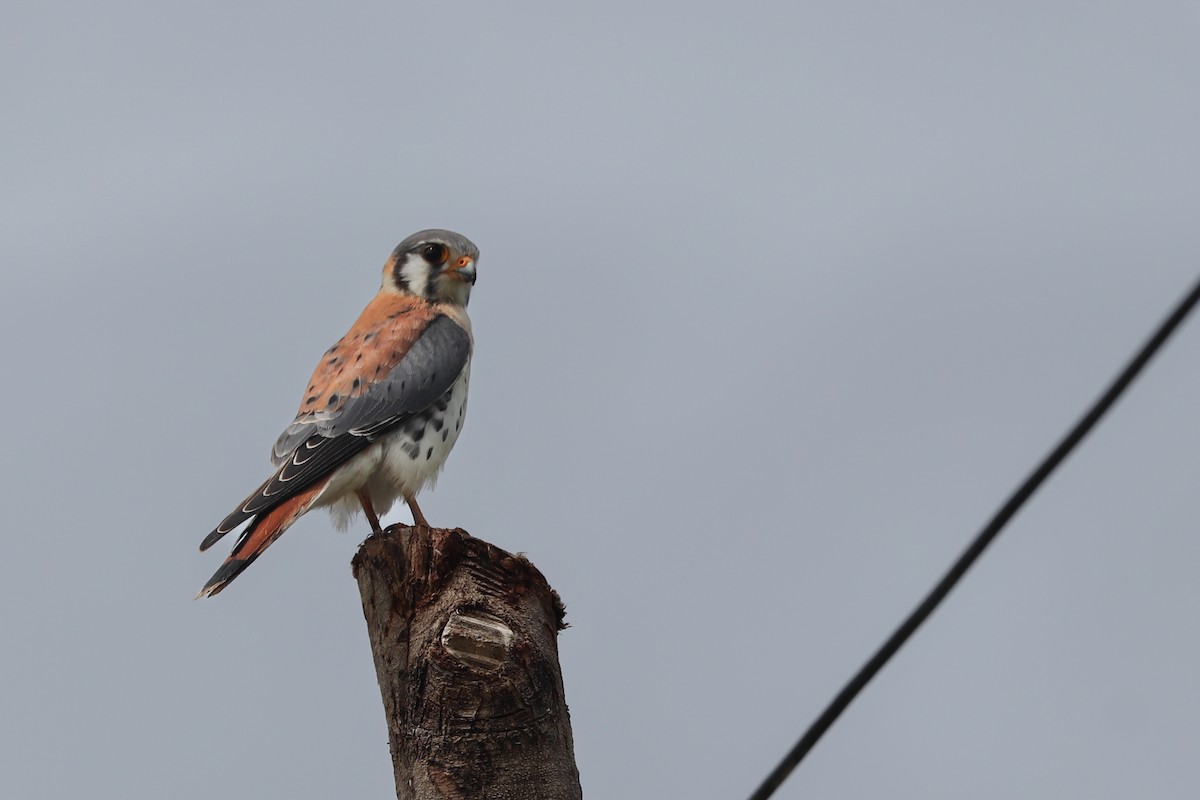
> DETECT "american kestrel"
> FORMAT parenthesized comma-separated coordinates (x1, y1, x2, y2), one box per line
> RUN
(196, 229, 479, 598)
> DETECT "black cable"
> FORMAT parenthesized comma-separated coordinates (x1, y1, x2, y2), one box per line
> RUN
(747, 274, 1200, 800)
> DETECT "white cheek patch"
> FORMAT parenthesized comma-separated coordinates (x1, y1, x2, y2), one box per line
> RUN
(398, 253, 429, 297)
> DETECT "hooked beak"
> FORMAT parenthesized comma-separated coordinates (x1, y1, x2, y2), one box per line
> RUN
(450, 256, 477, 285)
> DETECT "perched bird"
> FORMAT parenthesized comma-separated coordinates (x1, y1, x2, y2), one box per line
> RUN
(196, 229, 479, 598)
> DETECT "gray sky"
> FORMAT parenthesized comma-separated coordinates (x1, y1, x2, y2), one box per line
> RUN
(4, 2, 1200, 797)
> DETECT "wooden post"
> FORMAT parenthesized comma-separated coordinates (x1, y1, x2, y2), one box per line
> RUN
(352, 525, 583, 800)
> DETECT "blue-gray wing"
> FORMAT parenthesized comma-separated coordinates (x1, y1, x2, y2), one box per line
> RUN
(270, 314, 471, 465)
(199, 315, 470, 550)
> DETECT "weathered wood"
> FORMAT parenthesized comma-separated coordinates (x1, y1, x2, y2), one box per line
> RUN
(352, 525, 582, 800)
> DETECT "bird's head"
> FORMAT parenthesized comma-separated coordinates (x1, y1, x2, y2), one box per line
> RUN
(383, 229, 479, 306)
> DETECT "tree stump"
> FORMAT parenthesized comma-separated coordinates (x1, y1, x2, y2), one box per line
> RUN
(352, 525, 582, 800)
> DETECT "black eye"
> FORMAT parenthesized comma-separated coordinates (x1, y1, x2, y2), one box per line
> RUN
(420, 243, 448, 264)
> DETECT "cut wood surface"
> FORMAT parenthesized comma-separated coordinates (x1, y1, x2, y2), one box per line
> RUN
(353, 525, 582, 800)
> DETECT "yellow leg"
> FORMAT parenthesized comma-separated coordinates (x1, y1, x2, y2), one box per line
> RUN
(405, 493, 430, 527)
(356, 488, 384, 534)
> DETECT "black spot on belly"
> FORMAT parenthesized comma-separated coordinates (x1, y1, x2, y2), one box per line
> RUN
(441, 429, 448, 442)
(425, 447, 433, 460)
(403, 411, 431, 435)
(401, 441, 419, 459)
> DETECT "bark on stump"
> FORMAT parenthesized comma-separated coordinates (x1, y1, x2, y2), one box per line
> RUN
(352, 525, 582, 800)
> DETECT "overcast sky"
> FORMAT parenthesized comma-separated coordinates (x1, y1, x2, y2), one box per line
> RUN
(4, 2, 1200, 798)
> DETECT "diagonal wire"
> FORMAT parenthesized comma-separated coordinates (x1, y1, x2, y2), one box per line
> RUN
(747, 274, 1200, 800)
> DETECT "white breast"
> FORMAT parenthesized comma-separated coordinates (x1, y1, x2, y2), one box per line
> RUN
(314, 364, 471, 528)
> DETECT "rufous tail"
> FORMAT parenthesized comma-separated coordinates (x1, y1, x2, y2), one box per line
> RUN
(195, 484, 322, 599)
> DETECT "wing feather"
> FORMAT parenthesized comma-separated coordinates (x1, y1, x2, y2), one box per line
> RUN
(200, 313, 471, 551)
